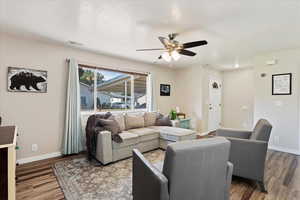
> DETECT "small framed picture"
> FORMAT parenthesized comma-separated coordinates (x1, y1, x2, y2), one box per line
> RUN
(8, 67, 48, 93)
(160, 84, 171, 96)
(272, 73, 292, 95)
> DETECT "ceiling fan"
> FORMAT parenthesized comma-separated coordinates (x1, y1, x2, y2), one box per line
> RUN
(136, 33, 207, 62)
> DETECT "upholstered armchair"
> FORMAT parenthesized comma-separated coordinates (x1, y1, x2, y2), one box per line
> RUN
(216, 119, 272, 192)
(132, 138, 233, 200)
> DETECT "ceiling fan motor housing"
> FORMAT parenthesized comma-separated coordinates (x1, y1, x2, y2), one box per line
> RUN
(168, 33, 178, 40)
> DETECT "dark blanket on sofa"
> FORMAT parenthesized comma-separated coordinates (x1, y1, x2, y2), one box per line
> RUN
(85, 113, 112, 160)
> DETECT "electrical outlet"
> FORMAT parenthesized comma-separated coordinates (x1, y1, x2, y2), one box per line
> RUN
(32, 144, 38, 152)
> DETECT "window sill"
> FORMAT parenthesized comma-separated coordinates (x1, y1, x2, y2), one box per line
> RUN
(81, 109, 148, 116)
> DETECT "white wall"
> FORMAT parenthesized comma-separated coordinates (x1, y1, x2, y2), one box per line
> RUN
(174, 65, 221, 133)
(222, 68, 254, 130)
(221, 49, 300, 155)
(253, 49, 300, 154)
(0, 33, 177, 160)
(174, 65, 204, 131)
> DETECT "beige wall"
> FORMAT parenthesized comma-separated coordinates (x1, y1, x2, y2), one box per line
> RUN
(222, 68, 254, 130)
(253, 49, 300, 154)
(174, 65, 221, 133)
(0, 33, 177, 160)
(221, 49, 300, 154)
(174, 65, 204, 131)
(4, 31, 299, 160)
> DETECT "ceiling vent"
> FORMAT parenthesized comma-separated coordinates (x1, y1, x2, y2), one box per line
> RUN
(67, 40, 83, 46)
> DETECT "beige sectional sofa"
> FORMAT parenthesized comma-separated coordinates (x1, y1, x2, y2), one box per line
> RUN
(83, 112, 197, 165)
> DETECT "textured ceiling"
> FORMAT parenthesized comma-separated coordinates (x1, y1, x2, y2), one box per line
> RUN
(1, 0, 300, 69)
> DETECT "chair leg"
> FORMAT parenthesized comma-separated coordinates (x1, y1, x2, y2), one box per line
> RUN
(257, 181, 267, 193)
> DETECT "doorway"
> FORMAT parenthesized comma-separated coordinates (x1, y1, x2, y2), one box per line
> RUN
(208, 76, 222, 132)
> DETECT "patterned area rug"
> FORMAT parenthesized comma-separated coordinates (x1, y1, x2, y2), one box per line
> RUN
(54, 150, 165, 200)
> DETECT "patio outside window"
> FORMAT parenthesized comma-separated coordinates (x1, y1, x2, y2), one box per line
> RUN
(79, 66, 149, 112)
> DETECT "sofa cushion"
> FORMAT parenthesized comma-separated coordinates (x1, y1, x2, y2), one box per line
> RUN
(125, 113, 145, 130)
(149, 126, 196, 142)
(144, 112, 157, 127)
(112, 131, 139, 149)
(113, 114, 126, 131)
(128, 128, 160, 142)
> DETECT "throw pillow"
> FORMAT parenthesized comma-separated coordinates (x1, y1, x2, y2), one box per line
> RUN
(144, 112, 157, 127)
(113, 114, 126, 131)
(125, 113, 145, 130)
(155, 114, 172, 126)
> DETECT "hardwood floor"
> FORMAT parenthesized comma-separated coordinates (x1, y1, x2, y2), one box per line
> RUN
(16, 150, 300, 200)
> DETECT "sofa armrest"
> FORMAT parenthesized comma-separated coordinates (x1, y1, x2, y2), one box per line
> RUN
(225, 162, 233, 200)
(96, 131, 113, 165)
(133, 149, 169, 200)
(226, 137, 268, 181)
(216, 128, 252, 139)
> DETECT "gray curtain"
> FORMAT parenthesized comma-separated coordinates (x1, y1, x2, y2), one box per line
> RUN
(63, 58, 82, 155)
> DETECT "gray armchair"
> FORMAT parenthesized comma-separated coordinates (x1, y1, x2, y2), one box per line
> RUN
(216, 119, 272, 192)
(132, 138, 233, 200)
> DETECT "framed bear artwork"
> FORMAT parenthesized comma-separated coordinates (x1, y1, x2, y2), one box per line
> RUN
(7, 67, 48, 93)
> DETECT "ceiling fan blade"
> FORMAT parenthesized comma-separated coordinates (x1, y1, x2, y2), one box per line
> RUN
(178, 49, 197, 56)
(158, 37, 171, 48)
(136, 48, 165, 51)
(182, 40, 208, 49)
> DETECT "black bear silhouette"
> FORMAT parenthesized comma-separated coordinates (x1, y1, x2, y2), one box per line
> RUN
(10, 72, 46, 91)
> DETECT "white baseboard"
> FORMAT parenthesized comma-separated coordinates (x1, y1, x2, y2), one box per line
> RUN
(17, 151, 62, 164)
(268, 145, 300, 155)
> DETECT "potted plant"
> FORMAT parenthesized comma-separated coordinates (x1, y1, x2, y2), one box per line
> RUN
(169, 109, 177, 120)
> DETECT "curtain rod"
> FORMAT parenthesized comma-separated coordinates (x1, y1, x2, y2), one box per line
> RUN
(66, 58, 150, 76)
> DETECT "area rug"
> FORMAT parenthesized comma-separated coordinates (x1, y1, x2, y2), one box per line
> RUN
(53, 150, 165, 200)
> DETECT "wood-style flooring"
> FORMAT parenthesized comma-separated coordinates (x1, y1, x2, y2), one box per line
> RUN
(16, 150, 300, 200)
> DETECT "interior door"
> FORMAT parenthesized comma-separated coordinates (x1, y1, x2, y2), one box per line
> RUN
(208, 76, 222, 132)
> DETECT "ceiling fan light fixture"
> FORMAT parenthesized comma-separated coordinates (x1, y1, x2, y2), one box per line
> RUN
(162, 52, 172, 62)
(137, 33, 207, 62)
(171, 50, 181, 61)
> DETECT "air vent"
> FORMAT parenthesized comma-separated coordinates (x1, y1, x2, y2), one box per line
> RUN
(67, 40, 83, 46)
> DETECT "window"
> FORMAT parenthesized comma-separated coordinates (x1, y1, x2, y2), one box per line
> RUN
(81, 96, 87, 107)
(79, 66, 149, 112)
(79, 67, 94, 111)
(134, 75, 147, 109)
(96, 70, 131, 111)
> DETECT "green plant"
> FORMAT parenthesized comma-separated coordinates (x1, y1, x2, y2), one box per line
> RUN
(169, 109, 177, 120)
